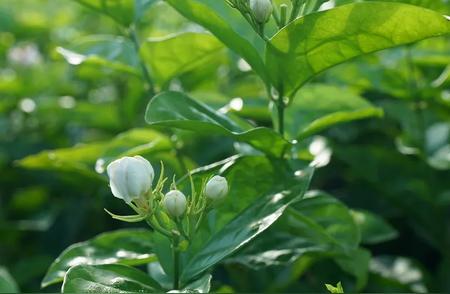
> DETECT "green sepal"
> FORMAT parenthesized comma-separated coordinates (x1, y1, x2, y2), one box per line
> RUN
(104, 208, 147, 223)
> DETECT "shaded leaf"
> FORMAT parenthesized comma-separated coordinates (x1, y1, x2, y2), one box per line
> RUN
(0, 267, 19, 293)
(165, 0, 269, 83)
(285, 84, 383, 139)
(141, 32, 225, 86)
(75, 0, 157, 26)
(145, 91, 290, 156)
(335, 248, 371, 290)
(56, 35, 139, 74)
(352, 210, 398, 245)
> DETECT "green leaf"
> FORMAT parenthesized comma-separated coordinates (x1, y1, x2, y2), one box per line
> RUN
(165, 0, 269, 83)
(287, 191, 361, 251)
(17, 128, 176, 180)
(266, 2, 450, 97)
(62, 264, 162, 293)
(42, 229, 156, 288)
(325, 281, 344, 293)
(0, 267, 19, 293)
(335, 248, 371, 290)
(182, 274, 212, 293)
(426, 123, 450, 170)
(141, 32, 225, 86)
(56, 35, 139, 75)
(285, 84, 383, 139)
(352, 210, 398, 245)
(228, 191, 361, 269)
(181, 167, 314, 282)
(75, 0, 157, 26)
(145, 91, 290, 156)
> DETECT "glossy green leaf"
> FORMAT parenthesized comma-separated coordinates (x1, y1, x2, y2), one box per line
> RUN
(165, 0, 269, 83)
(228, 191, 361, 269)
(42, 229, 156, 287)
(62, 264, 162, 293)
(285, 84, 383, 139)
(266, 2, 450, 97)
(182, 274, 212, 293)
(145, 91, 290, 156)
(75, 0, 156, 26)
(0, 267, 19, 293)
(352, 210, 398, 245)
(56, 35, 139, 75)
(181, 167, 314, 282)
(141, 32, 225, 86)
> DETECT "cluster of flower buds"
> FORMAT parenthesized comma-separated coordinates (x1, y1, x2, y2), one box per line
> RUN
(249, 0, 273, 24)
(105, 156, 229, 240)
(227, 0, 273, 37)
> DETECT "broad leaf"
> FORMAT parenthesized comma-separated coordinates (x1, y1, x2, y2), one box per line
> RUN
(17, 129, 179, 180)
(56, 35, 139, 75)
(228, 191, 361, 269)
(266, 2, 450, 97)
(75, 0, 157, 26)
(352, 210, 398, 245)
(182, 274, 212, 293)
(165, 0, 269, 83)
(145, 91, 290, 156)
(285, 84, 383, 139)
(42, 229, 156, 287)
(335, 247, 371, 290)
(62, 264, 162, 293)
(0, 267, 19, 293)
(181, 167, 314, 282)
(141, 32, 225, 86)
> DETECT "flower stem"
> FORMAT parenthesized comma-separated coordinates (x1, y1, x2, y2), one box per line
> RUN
(277, 99, 285, 136)
(172, 235, 180, 290)
(129, 25, 156, 97)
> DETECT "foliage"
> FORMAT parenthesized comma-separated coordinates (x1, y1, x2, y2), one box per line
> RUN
(1, 0, 449, 292)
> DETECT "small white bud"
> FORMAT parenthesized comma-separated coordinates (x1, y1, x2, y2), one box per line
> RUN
(164, 190, 187, 218)
(205, 176, 229, 201)
(249, 0, 273, 24)
(106, 156, 154, 203)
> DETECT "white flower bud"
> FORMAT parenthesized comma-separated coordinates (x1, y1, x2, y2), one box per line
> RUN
(106, 156, 154, 203)
(205, 176, 228, 201)
(164, 190, 187, 218)
(249, 0, 273, 24)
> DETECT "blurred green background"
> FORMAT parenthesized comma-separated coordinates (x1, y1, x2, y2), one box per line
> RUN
(1, 0, 450, 292)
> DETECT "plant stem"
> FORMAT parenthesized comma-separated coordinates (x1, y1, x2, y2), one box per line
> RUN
(129, 25, 156, 97)
(289, 0, 302, 22)
(277, 99, 285, 136)
(172, 235, 180, 290)
(405, 47, 425, 149)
